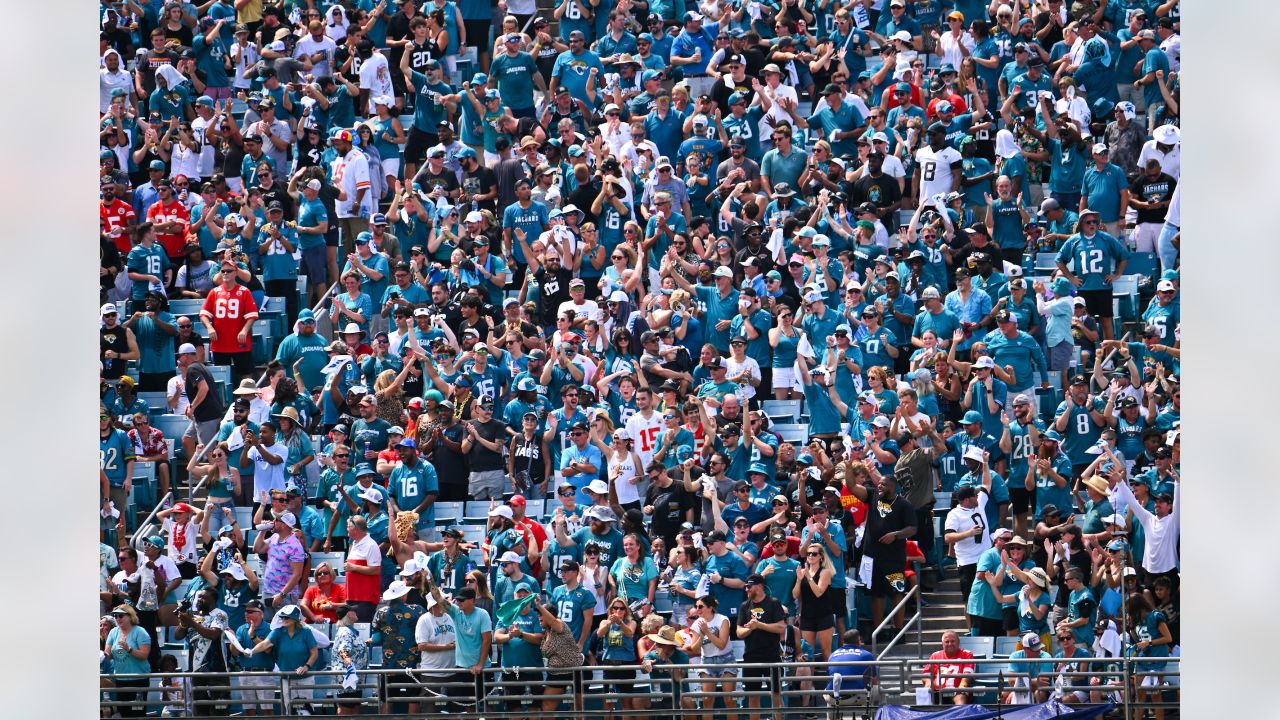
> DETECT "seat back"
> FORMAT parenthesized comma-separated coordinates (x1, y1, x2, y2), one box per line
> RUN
(959, 635, 994, 659)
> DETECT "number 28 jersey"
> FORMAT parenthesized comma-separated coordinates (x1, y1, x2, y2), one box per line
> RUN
(200, 284, 259, 354)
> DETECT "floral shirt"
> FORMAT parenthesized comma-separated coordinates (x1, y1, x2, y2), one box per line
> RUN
(1013, 123, 1047, 184)
(127, 425, 167, 457)
(372, 599, 426, 669)
(329, 624, 370, 672)
(263, 533, 306, 596)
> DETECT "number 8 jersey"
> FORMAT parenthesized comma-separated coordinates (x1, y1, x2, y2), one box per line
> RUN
(200, 283, 259, 355)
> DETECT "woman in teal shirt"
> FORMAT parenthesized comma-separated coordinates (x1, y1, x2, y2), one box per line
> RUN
(997, 566, 1054, 649)
(106, 605, 153, 717)
(609, 533, 659, 603)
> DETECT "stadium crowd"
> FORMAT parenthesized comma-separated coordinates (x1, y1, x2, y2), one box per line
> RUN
(98, 0, 1181, 715)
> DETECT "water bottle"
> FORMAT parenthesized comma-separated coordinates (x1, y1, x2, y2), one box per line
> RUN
(364, 441, 371, 460)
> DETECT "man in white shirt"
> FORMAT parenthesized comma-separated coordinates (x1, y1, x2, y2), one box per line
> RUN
(294, 20, 338, 77)
(331, 129, 374, 251)
(558, 278, 602, 325)
(1108, 473, 1179, 576)
(244, 422, 289, 501)
(1138, 125, 1180, 180)
(944, 481, 992, 601)
(357, 41, 396, 115)
(624, 387, 665, 470)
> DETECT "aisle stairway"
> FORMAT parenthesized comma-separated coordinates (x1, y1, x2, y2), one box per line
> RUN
(875, 569, 969, 704)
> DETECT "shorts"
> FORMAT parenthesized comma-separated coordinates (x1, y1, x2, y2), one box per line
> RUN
(213, 349, 256, 379)
(1047, 340, 1075, 372)
(828, 586, 847, 616)
(183, 418, 221, 445)
(299, 246, 328, 284)
(870, 570, 905, 598)
(694, 654, 738, 678)
(380, 157, 401, 180)
(799, 609, 835, 633)
(546, 668, 584, 697)
(770, 366, 800, 394)
(404, 127, 438, 166)
(1008, 486, 1032, 515)
(602, 664, 636, 694)
(324, 226, 340, 248)
(741, 665, 781, 693)
(463, 19, 491, 51)
(382, 671, 422, 700)
(1001, 606, 1020, 632)
(970, 615, 1003, 637)
(236, 672, 277, 707)
(1078, 289, 1113, 319)
(469, 469, 504, 499)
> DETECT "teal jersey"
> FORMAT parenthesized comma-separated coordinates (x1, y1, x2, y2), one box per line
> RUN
(317, 467, 355, 540)
(800, 307, 841, 363)
(542, 538, 583, 593)
(1140, 48, 1169, 106)
(500, 610, 544, 667)
(569, 526, 625, 568)
(191, 200, 230, 255)
(998, 558, 1035, 608)
(1114, 30, 1144, 83)
(1046, 137, 1086, 195)
(645, 212, 688, 270)
(746, 431, 780, 485)
(502, 201, 549, 264)
(722, 107, 765, 161)
(489, 52, 539, 111)
(703, 550, 749, 617)
(810, 102, 864, 157)
(133, 310, 177, 374)
(654, 427, 696, 469)
(971, 38, 1002, 99)
(1134, 610, 1170, 660)
(693, 284, 738, 348)
(1080, 163, 1128, 222)
(983, 329, 1047, 391)
(1066, 586, 1097, 645)
(356, 0, 389, 45)
(149, 84, 192, 121)
(549, 584, 595, 643)
(960, 157, 994, 207)
(126, 244, 170, 300)
(1008, 71, 1050, 112)
(409, 70, 453, 132)
(426, 549, 474, 594)
(597, 200, 629, 251)
(1031, 452, 1075, 520)
(493, 573, 541, 607)
(215, 420, 261, 479)
(321, 85, 357, 133)
(551, 50, 603, 107)
(728, 309, 773, 365)
(989, 197, 1025, 250)
(341, 255, 390, 315)
(1141, 301, 1178, 346)
(609, 555, 658, 601)
(934, 441, 963, 491)
(965, 546, 1003, 620)
(1000, 154, 1033, 207)
(1055, 396, 1106, 464)
(272, 330, 325, 392)
(802, 379, 842, 436)
(193, 35, 229, 88)
(556, 0, 593, 40)
(859, 326, 898, 374)
(296, 198, 328, 251)
(1055, 231, 1129, 291)
(1004, 418, 1045, 490)
(100, 429, 136, 487)
(388, 458, 440, 529)
(259, 226, 300, 282)
(457, 0, 489, 19)
(1114, 414, 1148, 460)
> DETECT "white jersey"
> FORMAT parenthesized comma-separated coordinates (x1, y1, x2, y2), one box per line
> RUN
(1160, 34, 1180, 72)
(914, 144, 964, 205)
(294, 36, 338, 78)
(191, 115, 218, 179)
(333, 148, 374, 218)
(230, 42, 260, 90)
(944, 491, 991, 566)
(625, 409, 665, 470)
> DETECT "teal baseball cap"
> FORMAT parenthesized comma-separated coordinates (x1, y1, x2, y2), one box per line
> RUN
(961, 410, 983, 425)
(748, 462, 770, 476)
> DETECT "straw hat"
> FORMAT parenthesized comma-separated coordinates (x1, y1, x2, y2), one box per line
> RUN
(1081, 475, 1111, 496)
(648, 625, 679, 646)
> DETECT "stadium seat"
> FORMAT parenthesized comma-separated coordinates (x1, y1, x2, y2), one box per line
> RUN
(461, 525, 486, 546)
(138, 391, 169, 415)
(1034, 253, 1058, 275)
(207, 365, 232, 404)
(251, 319, 276, 366)
(994, 636, 1020, 657)
(463, 501, 491, 524)
(1127, 252, 1158, 280)
(234, 506, 254, 529)
(434, 501, 463, 526)
(772, 423, 807, 443)
(1113, 275, 1141, 325)
(959, 635, 994, 658)
(261, 296, 288, 339)
(543, 499, 563, 521)
(523, 499, 545, 518)
(761, 399, 801, 424)
(169, 299, 204, 318)
(933, 491, 952, 510)
(152, 415, 190, 448)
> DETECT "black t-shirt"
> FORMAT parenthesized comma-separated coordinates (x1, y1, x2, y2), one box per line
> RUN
(259, 183, 295, 220)
(461, 166, 498, 213)
(852, 171, 903, 218)
(535, 267, 575, 325)
(430, 421, 470, 485)
(1129, 173, 1176, 225)
(413, 166, 460, 197)
(511, 433, 546, 487)
(137, 49, 179, 96)
(737, 594, 785, 661)
(645, 479, 692, 542)
(860, 489, 916, 570)
(466, 418, 507, 471)
(185, 362, 226, 422)
(101, 325, 129, 380)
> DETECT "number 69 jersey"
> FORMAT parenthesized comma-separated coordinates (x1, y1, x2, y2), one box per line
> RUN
(200, 283, 259, 355)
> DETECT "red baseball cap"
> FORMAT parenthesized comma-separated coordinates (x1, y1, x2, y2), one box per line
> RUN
(171, 502, 196, 514)
(509, 495, 526, 507)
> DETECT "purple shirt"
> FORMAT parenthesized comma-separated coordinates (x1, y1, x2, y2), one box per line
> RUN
(263, 533, 306, 595)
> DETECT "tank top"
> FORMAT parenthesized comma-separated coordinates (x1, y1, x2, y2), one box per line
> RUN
(101, 325, 129, 379)
(698, 614, 731, 659)
(772, 327, 800, 369)
(799, 569, 832, 619)
(582, 563, 607, 614)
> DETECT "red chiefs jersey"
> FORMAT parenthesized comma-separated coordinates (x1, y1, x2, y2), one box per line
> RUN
(101, 199, 136, 254)
(200, 284, 259, 354)
(146, 199, 190, 259)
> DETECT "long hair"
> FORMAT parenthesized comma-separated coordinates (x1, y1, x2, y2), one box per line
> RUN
(467, 569, 493, 600)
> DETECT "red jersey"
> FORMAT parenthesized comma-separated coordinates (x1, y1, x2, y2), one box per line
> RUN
(923, 649, 975, 688)
(101, 199, 137, 254)
(146, 199, 191, 259)
(201, 284, 259, 354)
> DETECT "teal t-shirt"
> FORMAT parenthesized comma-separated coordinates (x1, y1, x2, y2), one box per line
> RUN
(296, 197, 328, 251)
(989, 197, 1025, 250)
(410, 70, 453, 133)
(488, 52, 539, 111)
(1047, 137, 1086, 195)
(388, 458, 440, 529)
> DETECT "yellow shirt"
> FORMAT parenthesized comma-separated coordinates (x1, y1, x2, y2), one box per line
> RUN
(237, 0, 263, 24)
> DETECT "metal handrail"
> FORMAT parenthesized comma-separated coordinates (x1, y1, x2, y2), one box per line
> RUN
(100, 656, 1179, 716)
(128, 280, 339, 549)
(870, 584, 918, 656)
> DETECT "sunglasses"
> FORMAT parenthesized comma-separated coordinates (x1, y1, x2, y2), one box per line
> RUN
(315, 570, 331, 576)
